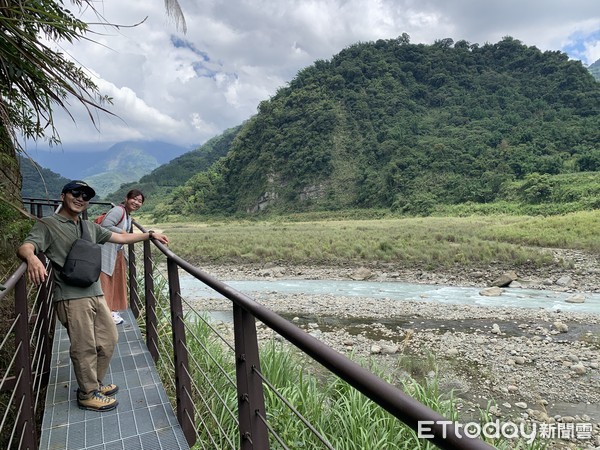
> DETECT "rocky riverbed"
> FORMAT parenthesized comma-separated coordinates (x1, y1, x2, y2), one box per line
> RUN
(188, 249, 600, 449)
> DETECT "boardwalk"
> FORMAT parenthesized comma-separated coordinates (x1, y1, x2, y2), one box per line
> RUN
(39, 309, 190, 450)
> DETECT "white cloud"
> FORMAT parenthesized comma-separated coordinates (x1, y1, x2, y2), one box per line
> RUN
(585, 41, 600, 65)
(28, 0, 600, 152)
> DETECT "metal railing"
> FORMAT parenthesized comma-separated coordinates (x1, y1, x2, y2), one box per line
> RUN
(0, 199, 495, 450)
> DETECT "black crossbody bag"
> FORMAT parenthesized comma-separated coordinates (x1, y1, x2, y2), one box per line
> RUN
(58, 220, 102, 287)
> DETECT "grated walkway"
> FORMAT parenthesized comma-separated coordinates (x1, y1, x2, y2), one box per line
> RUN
(40, 309, 190, 450)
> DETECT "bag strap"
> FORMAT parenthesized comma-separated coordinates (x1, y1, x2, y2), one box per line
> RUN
(117, 205, 127, 226)
(79, 219, 92, 242)
(51, 218, 91, 272)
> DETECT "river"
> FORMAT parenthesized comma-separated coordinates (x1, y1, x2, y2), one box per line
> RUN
(179, 274, 600, 314)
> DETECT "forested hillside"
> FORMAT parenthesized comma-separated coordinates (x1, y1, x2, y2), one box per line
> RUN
(19, 156, 70, 199)
(104, 126, 240, 211)
(150, 36, 600, 217)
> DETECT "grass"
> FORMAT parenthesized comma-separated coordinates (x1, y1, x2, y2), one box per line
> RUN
(167, 317, 548, 449)
(129, 210, 595, 448)
(143, 210, 600, 270)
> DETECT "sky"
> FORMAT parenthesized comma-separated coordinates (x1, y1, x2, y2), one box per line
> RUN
(28, 0, 600, 154)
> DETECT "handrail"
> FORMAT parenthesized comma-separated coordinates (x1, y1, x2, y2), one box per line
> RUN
(0, 261, 50, 450)
(135, 222, 494, 450)
(1, 200, 495, 450)
(0, 263, 27, 297)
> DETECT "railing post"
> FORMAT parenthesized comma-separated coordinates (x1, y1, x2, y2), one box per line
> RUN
(39, 256, 55, 387)
(167, 257, 195, 447)
(143, 239, 159, 362)
(128, 243, 141, 318)
(233, 305, 270, 450)
(14, 271, 38, 450)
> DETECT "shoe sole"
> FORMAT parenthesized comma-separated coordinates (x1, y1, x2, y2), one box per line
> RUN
(77, 400, 119, 412)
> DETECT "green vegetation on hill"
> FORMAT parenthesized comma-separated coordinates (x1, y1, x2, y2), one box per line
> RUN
(146, 36, 599, 219)
(19, 156, 70, 199)
(103, 126, 240, 211)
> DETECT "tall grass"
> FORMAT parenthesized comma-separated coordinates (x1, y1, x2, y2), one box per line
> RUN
(147, 211, 600, 270)
(161, 316, 546, 450)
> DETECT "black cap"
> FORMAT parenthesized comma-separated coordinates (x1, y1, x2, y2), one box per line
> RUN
(61, 180, 96, 199)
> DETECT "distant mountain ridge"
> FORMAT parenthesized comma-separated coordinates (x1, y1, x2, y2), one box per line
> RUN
(103, 127, 239, 211)
(24, 140, 192, 198)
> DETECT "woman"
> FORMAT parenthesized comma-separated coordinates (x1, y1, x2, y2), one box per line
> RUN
(99, 189, 145, 324)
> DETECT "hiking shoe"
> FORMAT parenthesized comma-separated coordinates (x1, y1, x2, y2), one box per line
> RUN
(112, 311, 124, 325)
(99, 383, 119, 396)
(77, 391, 118, 412)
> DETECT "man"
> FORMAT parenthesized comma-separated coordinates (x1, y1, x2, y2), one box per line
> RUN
(17, 180, 169, 412)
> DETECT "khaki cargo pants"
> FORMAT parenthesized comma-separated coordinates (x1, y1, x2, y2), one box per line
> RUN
(55, 296, 118, 399)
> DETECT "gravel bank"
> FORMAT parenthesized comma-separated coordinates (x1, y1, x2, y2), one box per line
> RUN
(188, 250, 600, 449)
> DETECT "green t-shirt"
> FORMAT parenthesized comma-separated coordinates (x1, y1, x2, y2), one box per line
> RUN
(24, 214, 113, 301)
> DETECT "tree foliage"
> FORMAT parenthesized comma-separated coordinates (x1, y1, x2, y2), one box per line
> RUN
(156, 36, 599, 217)
(1, 0, 187, 149)
(0, 0, 186, 278)
(0, 0, 113, 147)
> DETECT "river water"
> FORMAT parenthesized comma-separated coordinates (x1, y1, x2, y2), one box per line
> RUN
(179, 274, 600, 314)
(179, 273, 600, 423)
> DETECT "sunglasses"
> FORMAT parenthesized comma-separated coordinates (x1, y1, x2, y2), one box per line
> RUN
(68, 189, 92, 201)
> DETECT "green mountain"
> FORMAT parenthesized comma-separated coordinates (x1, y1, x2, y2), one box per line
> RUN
(103, 127, 240, 212)
(83, 141, 192, 197)
(19, 156, 71, 199)
(148, 36, 598, 217)
(589, 58, 600, 81)
(27, 141, 190, 198)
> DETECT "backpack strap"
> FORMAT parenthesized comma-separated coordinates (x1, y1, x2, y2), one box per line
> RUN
(117, 205, 127, 225)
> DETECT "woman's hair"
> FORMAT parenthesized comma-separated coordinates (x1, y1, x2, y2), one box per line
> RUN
(126, 189, 145, 203)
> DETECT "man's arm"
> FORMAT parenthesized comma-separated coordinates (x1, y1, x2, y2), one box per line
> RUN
(108, 231, 169, 245)
(17, 243, 47, 285)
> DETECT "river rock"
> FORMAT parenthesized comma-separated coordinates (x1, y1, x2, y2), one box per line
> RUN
(490, 271, 518, 287)
(556, 275, 572, 286)
(350, 267, 373, 281)
(552, 321, 568, 333)
(446, 348, 459, 356)
(188, 257, 600, 446)
(480, 286, 504, 296)
(565, 294, 585, 303)
(381, 345, 399, 354)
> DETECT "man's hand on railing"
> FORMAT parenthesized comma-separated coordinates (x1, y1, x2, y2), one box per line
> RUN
(17, 243, 47, 285)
